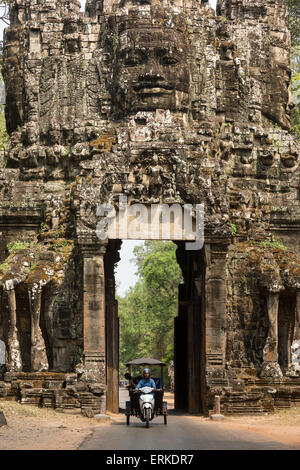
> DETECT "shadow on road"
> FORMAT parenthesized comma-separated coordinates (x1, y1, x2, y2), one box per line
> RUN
(118, 407, 202, 417)
(112, 421, 168, 427)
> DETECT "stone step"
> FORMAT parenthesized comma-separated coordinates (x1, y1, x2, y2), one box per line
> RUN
(20, 388, 43, 405)
(224, 406, 264, 414)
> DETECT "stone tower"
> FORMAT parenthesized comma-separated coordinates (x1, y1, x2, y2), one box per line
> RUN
(0, 0, 299, 414)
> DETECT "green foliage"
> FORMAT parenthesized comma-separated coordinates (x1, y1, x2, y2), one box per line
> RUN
(257, 238, 287, 251)
(39, 222, 49, 233)
(291, 104, 300, 140)
(118, 241, 182, 378)
(230, 223, 237, 237)
(287, 0, 300, 48)
(50, 239, 74, 252)
(220, 16, 228, 24)
(0, 41, 8, 152)
(7, 241, 31, 253)
(290, 50, 300, 140)
(0, 262, 8, 273)
(0, 112, 8, 151)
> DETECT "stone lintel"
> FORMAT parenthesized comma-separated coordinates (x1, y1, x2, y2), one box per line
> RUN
(80, 240, 108, 257)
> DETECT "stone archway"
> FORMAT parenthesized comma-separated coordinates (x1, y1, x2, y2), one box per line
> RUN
(103, 238, 208, 414)
(79, 213, 230, 415)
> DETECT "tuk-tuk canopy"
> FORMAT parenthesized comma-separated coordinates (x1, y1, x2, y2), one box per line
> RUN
(125, 357, 166, 367)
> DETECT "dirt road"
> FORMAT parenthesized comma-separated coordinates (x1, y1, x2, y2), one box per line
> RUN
(0, 392, 299, 450)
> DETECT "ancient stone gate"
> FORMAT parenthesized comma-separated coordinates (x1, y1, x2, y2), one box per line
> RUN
(0, 0, 300, 415)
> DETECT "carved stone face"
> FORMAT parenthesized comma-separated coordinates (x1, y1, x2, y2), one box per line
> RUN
(112, 27, 190, 115)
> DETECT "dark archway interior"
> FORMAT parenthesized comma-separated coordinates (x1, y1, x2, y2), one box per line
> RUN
(104, 239, 207, 415)
(15, 284, 31, 372)
(278, 292, 296, 374)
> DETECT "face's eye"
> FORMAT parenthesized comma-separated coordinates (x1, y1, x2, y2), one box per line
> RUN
(160, 55, 179, 66)
(125, 57, 141, 66)
(123, 51, 143, 67)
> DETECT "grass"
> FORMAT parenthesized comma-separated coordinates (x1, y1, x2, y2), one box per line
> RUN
(226, 406, 300, 426)
(0, 400, 59, 419)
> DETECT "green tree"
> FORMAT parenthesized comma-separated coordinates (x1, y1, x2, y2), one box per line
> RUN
(137, 241, 182, 360)
(0, 66, 8, 150)
(287, 0, 300, 48)
(0, 3, 9, 151)
(118, 241, 182, 378)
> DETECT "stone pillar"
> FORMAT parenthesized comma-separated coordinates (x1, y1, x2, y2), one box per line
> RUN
(264, 293, 279, 362)
(105, 240, 121, 414)
(205, 243, 228, 369)
(106, 298, 119, 413)
(81, 243, 107, 386)
(5, 280, 22, 372)
(174, 284, 188, 411)
(186, 301, 202, 414)
(261, 292, 283, 378)
(28, 284, 48, 372)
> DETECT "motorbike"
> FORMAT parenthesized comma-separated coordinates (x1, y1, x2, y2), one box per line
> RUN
(125, 357, 168, 428)
(138, 386, 155, 428)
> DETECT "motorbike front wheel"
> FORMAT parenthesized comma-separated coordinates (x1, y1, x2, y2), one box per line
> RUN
(145, 408, 151, 428)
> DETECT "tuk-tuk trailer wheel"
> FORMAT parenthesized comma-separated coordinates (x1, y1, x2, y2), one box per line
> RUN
(125, 401, 131, 425)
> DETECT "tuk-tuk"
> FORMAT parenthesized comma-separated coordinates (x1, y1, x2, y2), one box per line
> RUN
(125, 357, 168, 427)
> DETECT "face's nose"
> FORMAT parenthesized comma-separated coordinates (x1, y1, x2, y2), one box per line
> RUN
(138, 71, 164, 82)
(138, 56, 164, 83)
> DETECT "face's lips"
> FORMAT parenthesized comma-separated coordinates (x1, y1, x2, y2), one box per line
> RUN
(138, 88, 172, 95)
(134, 83, 173, 94)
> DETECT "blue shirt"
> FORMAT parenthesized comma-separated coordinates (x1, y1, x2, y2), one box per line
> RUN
(136, 378, 156, 390)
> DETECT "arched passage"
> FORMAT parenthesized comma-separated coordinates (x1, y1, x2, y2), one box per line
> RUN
(80, 206, 229, 416)
(104, 239, 207, 414)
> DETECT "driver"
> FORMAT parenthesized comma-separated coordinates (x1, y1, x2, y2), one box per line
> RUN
(135, 368, 156, 391)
